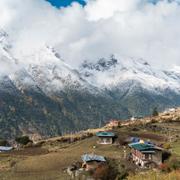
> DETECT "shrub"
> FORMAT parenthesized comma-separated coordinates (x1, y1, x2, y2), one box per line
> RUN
(152, 107, 159, 117)
(167, 157, 180, 170)
(160, 157, 180, 173)
(132, 127, 139, 132)
(118, 136, 129, 146)
(162, 151, 171, 162)
(0, 139, 9, 146)
(163, 143, 171, 150)
(159, 163, 171, 172)
(93, 163, 110, 180)
(15, 136, 32, 145)
(105, 159, 129, 180)
(10, 161, 16, 167)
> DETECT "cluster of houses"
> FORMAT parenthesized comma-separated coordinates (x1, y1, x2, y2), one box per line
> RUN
(77, 130, 165, 173)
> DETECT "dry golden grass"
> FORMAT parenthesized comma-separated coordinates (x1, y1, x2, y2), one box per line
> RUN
(128, 170, 180, 180)
(0, 137, 124, 180)
(0, 113, 179, 180)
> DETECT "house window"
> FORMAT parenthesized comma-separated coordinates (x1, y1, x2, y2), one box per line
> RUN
(145, 154, 149, 159)
(145, 154, 152, 160)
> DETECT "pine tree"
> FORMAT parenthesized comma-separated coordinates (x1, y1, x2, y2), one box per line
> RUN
(152, 107, 159, 117)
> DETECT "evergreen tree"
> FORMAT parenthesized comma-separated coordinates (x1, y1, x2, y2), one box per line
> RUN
(152, 107, 159, 117)
(15, 136, 32, 145)
(0, 139, 8, 146)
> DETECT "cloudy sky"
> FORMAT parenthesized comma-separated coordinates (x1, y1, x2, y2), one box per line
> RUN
(0, 0, 180, 69)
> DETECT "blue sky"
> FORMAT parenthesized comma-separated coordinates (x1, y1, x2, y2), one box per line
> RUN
(46, 0, 86, 7)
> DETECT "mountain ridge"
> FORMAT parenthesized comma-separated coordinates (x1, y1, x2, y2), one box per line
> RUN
(0, 30, 180, 138)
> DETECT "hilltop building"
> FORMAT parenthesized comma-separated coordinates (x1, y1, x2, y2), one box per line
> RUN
(129, 142, 163, 168)
(96, 132, 116, 144)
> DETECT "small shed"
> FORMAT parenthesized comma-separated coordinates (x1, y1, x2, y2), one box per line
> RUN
(96, 132, 116, 144)
(0, 146, 13, 152)
(81, 154, 106, 171)
(129, 142, 163, 168)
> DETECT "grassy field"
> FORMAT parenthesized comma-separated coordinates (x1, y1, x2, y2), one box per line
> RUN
(128, 170, 180, 180)
(0, 121, 179, 180)
(0, 137, 126, 180)
(171, 140, 180, 157)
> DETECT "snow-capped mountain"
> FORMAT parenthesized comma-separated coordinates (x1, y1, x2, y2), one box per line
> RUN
(0, 30, 18, 76)
(0, 31, 97, 95)
(1, 29, 180, 138)
(1, 28, 180, 98)
(80, 55, 180, 94)
(24, 46, 98, 94)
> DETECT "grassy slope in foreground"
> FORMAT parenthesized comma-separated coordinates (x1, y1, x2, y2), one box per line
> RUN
(0, 109, 180, 179)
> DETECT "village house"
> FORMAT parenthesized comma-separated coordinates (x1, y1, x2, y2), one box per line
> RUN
(81, 154, 106, 171)
(129, 142, 163, 168)
(96, 131, 116, 145)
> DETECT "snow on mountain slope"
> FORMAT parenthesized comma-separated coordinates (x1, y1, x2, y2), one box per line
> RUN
(79, 55, 180, 94)
(1, 29, 180, 138)
(164, 66, 180, 83)
(1, 29, 180, 97)
(0, 30, 18, 76)
(0, 30, 99, 95)
(17, 46, 99, 94)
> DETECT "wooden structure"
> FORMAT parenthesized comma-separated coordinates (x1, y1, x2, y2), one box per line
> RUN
(129, 142, 163, 168)
(81, 154, 106, 171)
(96, 132, 116, 145)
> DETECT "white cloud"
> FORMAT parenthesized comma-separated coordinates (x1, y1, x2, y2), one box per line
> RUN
(85, 0, 141, 20)
(1, 0, 180, 69)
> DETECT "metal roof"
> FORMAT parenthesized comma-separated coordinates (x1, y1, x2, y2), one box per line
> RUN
(82, 154, 106, 162)
(141, 151, 155, 154)
(96, 132, 115, 137)
(0, 146, 13, 151)
(129, 143, 155, 151)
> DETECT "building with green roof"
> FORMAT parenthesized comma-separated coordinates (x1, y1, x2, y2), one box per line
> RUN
(96, 131, 116, 145)
(128, 142, 163, 168)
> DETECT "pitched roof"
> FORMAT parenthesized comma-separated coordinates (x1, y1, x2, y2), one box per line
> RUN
(82, 154, 106, 162)
(0, 146, 13, 151)
(129, 143, 155, 151)
(96, 132, 115, 137)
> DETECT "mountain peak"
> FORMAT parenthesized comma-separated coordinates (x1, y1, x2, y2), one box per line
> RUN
(0, 29, 11, 50)
(0, 29, 8, 42)
(81, 55, 118, 72)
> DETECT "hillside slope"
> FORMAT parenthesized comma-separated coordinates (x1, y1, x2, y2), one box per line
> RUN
(1, 30, 180, 138)
(0, 109, 180, 179)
